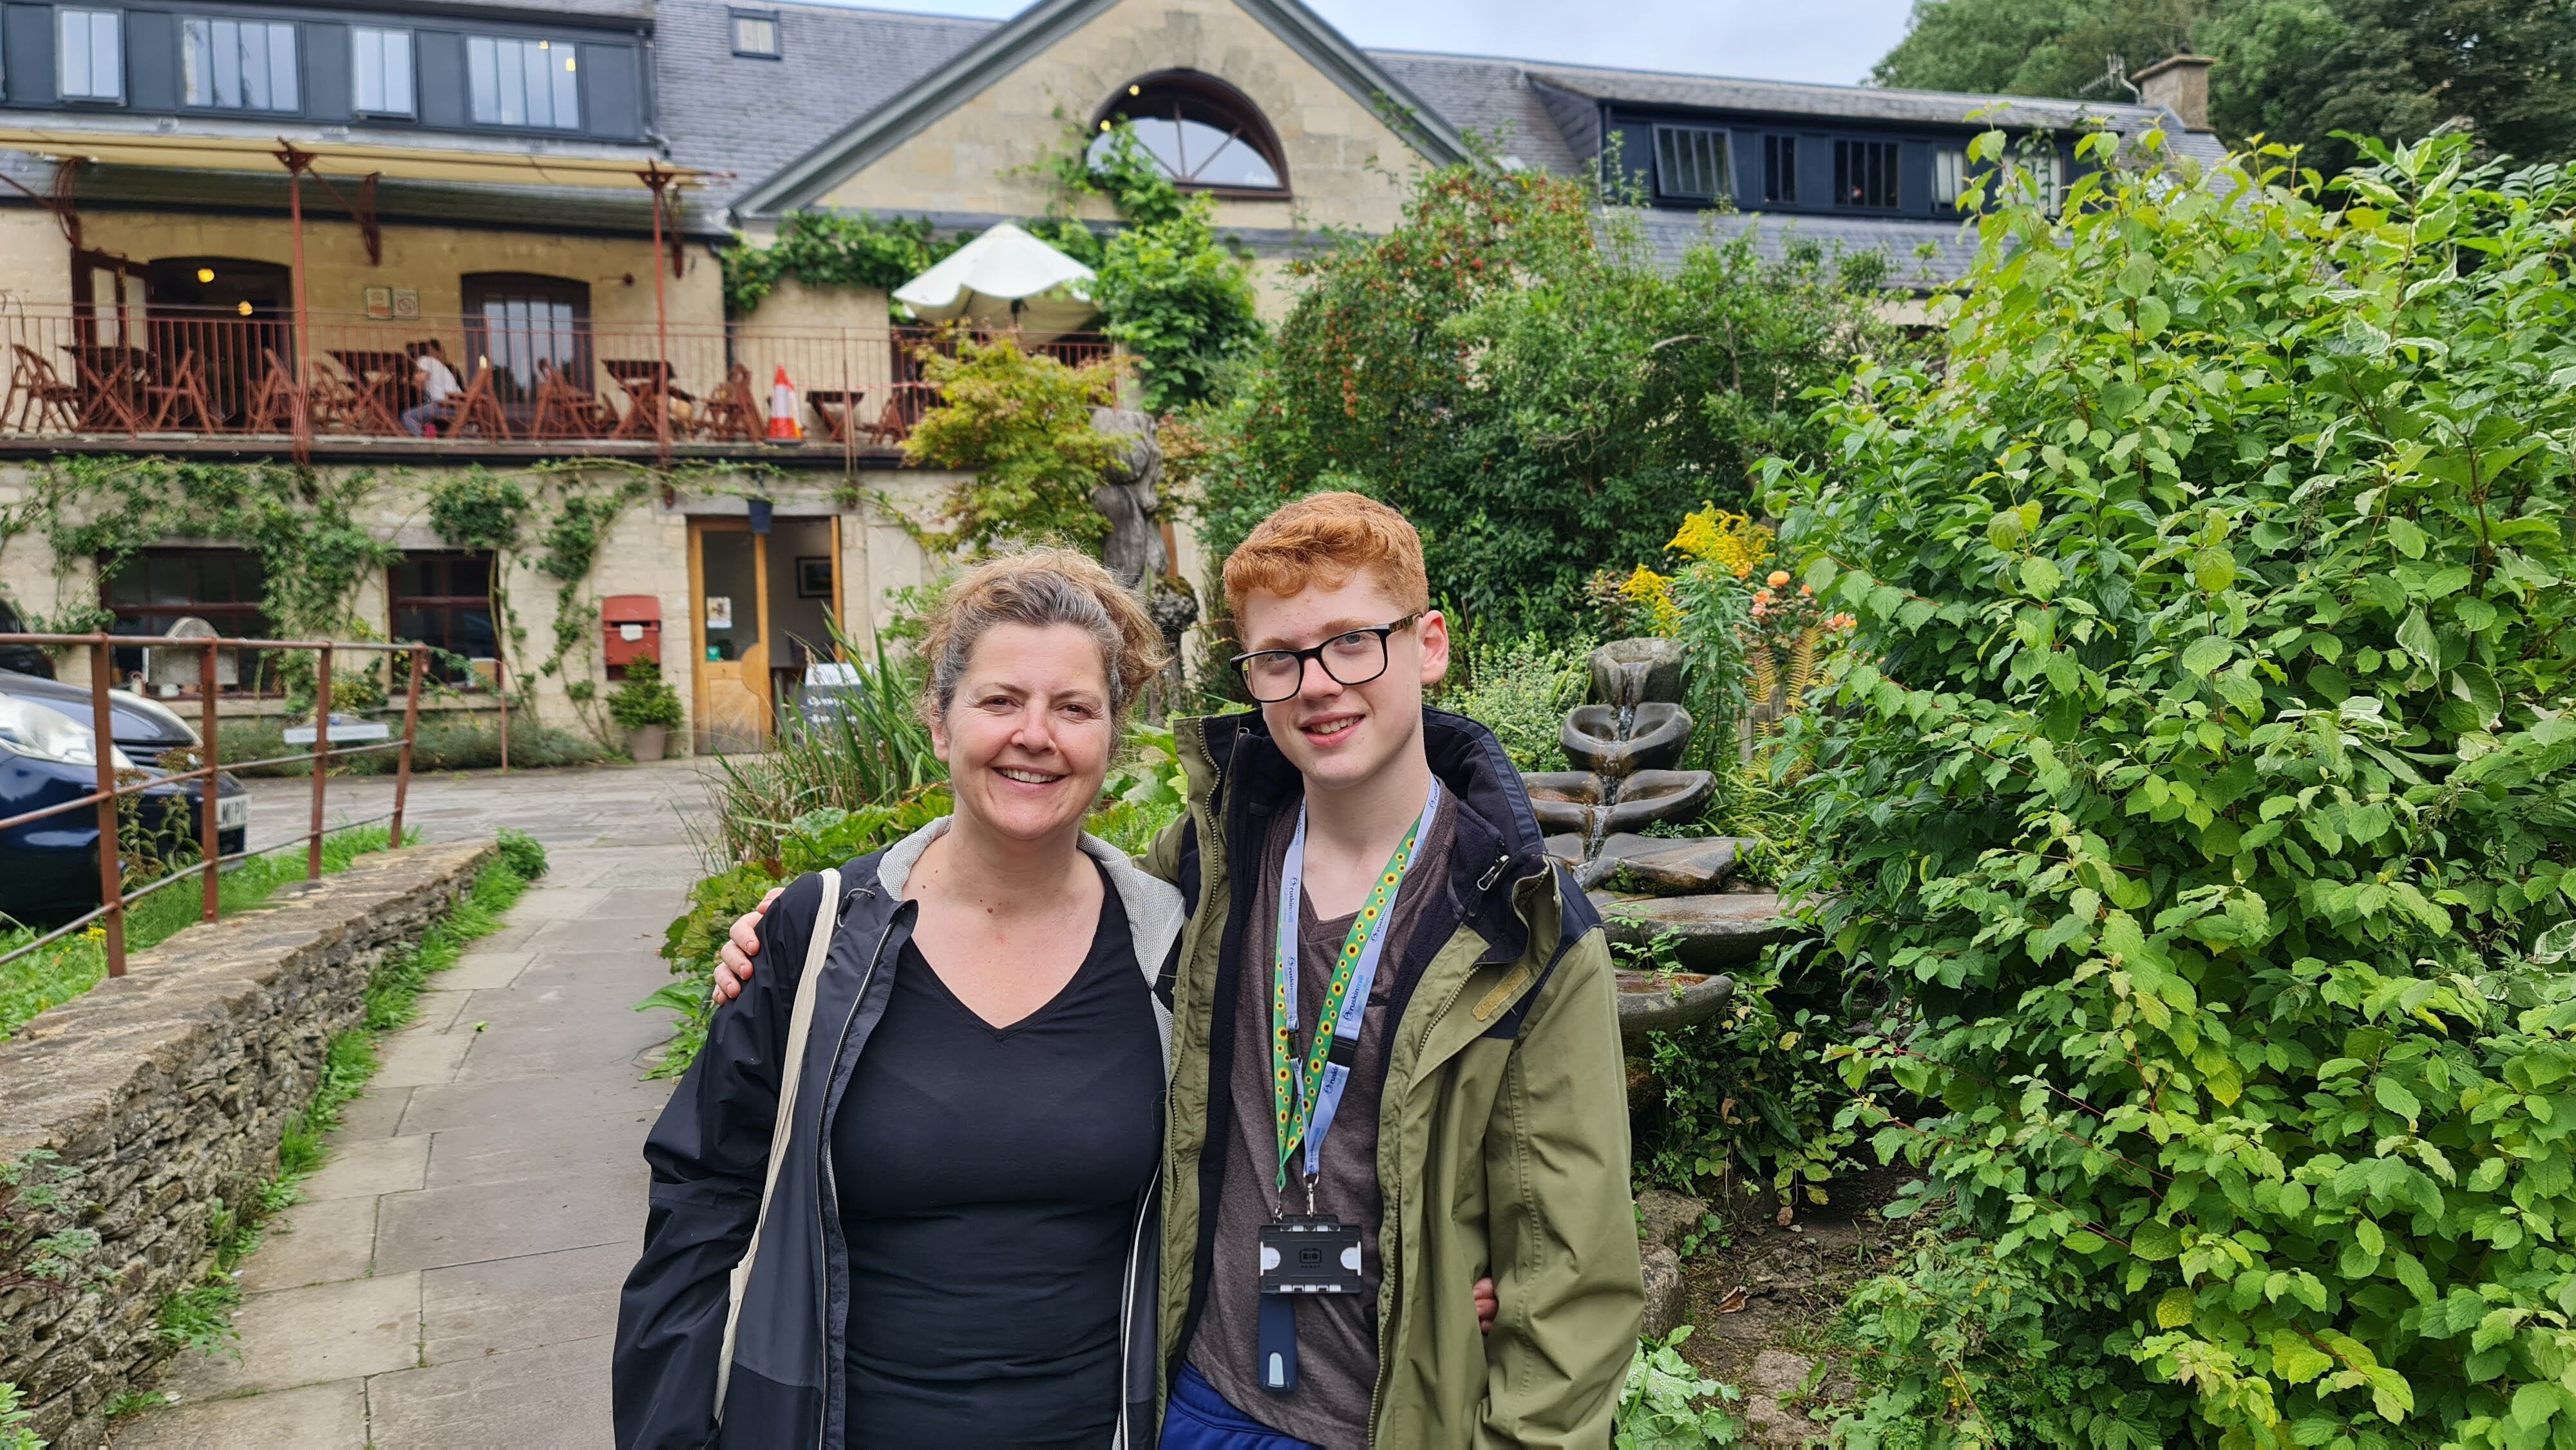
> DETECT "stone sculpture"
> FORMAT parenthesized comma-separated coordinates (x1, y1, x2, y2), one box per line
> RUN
(1089, 406, 1165, 592)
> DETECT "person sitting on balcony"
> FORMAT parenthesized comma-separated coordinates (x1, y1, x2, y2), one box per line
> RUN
(401, 340, 460, 437)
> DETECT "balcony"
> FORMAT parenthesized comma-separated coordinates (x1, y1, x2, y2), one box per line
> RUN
(0, 307, 1113, 462)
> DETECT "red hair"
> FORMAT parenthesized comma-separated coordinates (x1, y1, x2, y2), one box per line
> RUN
(1221, 491, 1429, 619)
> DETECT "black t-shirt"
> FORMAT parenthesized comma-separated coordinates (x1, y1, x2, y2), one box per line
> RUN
(831, 866, 1161, 1447)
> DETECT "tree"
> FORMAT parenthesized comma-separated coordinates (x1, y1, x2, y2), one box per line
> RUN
(1188, 165, 1893, 641)
(898, 338, 1126, 554)
(1874, 0, 2576, 176)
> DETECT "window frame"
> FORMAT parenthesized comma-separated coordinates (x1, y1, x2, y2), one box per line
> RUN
(57, 8, 126, 104)
(350, 24, 415, 118)
(729, 8, 780, 59)
(1761, 134, 1797, 205)
(1833, 138, 1900, 211)
(100, 547, 277, 695)
(461, 272, 592, 410)
(180, 14, 301, 115)
(1933, 146, 1969, 210)
(388, 551, 498, 687)
(464, 32, 583, 132)
(1651, 122, 1730, 203)
(1089, 70, 1290, 197)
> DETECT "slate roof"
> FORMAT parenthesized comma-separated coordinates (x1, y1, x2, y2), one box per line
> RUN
(1626, 208, 1982, 292)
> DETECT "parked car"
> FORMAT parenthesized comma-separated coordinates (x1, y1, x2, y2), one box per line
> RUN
(0, 599, 53, 679)
(0, 670, 249, 925)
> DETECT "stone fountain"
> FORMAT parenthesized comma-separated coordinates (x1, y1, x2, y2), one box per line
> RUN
(1520, 639, 1794, 1042)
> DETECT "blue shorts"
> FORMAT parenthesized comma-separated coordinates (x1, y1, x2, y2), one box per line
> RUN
(1161, 1363, 1322, 1450)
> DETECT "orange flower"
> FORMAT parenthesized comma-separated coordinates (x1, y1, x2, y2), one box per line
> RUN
(1753, 588, 1773, 604)
(1766, 570, 1792, 588)
(1799, 583, 1814, 598)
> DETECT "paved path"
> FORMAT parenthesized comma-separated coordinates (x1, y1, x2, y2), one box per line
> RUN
(115, 757, 720, 1448)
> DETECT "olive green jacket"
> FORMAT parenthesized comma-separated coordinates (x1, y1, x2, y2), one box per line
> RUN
(1141, 708, 1642, 1447)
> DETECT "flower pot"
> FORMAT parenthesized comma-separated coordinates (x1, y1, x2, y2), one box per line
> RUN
(629, 724, 669, 762)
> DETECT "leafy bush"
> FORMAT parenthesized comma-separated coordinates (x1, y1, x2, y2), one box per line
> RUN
(493, 826, 549, 881)
(899, 337, 1127, 554)
(1634, 952, 1861, 1207)
(1615, 1328, 1745, 1448)
(1435, 632, 1592, 773)
(1778, 131, 2576, 1444)
(607, 658, 683, 730)
(1191, 164, 1897, 639)
(719, 210, 965, 315)
(216, 713, 605, 776)
(0, 1382, 39, 1450)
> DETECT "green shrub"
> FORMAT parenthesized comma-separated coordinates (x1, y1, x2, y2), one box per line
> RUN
(1436, 632, 1591, 773)
(217, 712, 604, 776)
(607, 659, 683, 731)
(1778, 131, 2576, 1444)
(0, 1382, 42, 1450)
(1615, 1328, 1745, 1448)
(494, 827, 549, 881)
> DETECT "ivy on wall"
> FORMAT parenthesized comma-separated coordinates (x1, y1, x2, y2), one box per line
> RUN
(718, 211, 968, 315)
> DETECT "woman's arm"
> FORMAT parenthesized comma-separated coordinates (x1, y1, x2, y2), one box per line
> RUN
(612, 872, 826, 1449)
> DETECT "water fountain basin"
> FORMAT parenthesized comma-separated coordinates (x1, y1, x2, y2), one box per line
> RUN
(1595, 891, 1797, 972)
(1562, 702, 1692, 775)
(1523, 769, 1714, 838)
(1615, 969, 1736, 1044)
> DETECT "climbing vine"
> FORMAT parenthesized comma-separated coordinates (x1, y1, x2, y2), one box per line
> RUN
(718, 211, 969, 315)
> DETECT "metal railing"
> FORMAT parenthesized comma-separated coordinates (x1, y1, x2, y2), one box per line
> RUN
(1, 308, 1115, 449)
(0, 633, 429, 981)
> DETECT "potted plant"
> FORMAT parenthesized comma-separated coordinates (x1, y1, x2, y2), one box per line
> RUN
(608, 657, 683, 762)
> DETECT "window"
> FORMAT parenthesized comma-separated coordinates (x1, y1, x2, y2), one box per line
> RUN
(1834, 138, 1899, 209)
(467, 35, 580, 129)
(1933, 147, 1968, 209)
(731, 10, 779, 57)
(2027, 151, 2063, 215)
(1091, 72, 1287, 191)
(352, 27, 413, 117)
(390, 552, 497, 684)
(182, 17, 298, 111)
(103, 549, 274, 692)
(1763, 135, 1797, 204)
(462, 273, 590, 405)
(1653, 124, 1728, 202)
(59, 9, 122, 102)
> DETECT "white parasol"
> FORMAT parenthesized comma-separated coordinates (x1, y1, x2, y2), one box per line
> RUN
(891, 222, 1098, 341)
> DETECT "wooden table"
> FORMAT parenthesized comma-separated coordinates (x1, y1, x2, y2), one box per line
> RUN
(602, 358, 693, 440)
(328, 349, 413, 434)
(62, 343, 151, 433)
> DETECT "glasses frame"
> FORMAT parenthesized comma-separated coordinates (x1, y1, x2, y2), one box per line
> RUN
(1230, 615, 1417, 703)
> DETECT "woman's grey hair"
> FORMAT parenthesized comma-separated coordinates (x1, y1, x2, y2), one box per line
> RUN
(919, 549, 1170, 727)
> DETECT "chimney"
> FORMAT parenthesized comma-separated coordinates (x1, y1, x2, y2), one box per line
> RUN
(2133, 54, 2213, 131)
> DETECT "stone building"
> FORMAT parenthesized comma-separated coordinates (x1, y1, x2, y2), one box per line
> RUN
(0, 0, 2217, 751)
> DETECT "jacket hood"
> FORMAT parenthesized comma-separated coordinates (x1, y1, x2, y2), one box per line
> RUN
(1183, 706, 1575, 972)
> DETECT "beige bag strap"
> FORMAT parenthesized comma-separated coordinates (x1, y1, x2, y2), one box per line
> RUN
(713, 867, 841, 1424)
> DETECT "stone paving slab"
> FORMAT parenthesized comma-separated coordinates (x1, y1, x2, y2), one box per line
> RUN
(117, 760, 705, 1446)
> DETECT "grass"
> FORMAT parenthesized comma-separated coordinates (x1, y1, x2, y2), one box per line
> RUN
(0, 825, 402, 1043)
(148, 833, 544, 1365)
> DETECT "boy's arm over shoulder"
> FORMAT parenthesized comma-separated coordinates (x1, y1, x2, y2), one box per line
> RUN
(1477, 923, 1644, 1448)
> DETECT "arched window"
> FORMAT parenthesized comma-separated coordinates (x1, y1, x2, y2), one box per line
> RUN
(1090, 71, 1288, 193)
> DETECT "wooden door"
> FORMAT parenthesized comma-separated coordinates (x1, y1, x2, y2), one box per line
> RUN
(687, 518, 773, 752)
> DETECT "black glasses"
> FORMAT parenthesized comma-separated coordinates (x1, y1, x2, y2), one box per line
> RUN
(1231, 617, 1416, 703)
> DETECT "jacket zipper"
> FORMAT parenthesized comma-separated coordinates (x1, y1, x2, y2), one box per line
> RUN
(813, 900, 897, 1450)
(1114, 1168, 1157, 1448)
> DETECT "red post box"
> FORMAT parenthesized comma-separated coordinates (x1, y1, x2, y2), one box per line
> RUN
(603, 595, 662, 673)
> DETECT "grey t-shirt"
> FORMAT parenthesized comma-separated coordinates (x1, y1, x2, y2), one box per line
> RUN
(1185, 795, 1456, 1448)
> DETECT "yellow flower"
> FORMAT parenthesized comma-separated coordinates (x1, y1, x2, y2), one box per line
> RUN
(1619, 564, 1683, 635)
(1668, 505, 1774, 580)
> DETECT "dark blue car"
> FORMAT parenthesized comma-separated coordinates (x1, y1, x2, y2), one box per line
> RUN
(0, 669, 251, 926)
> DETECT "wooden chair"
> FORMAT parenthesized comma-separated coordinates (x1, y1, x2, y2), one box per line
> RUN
(245, 348, 305, 434)
(696, 363, 762, 443)
(439, 362, 512, 440)
(529, 363, 614, 439)
(857, 385, 913, 446)
(143, 350, 218, 432)
(6, 344, 81, 433)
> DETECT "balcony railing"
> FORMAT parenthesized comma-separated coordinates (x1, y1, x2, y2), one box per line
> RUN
(0, 307, 1113, 452)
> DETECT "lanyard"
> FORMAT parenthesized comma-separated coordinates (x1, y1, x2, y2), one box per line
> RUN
(1270, 778, 1442, 1194)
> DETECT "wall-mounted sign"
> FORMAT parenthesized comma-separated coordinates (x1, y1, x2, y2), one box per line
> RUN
(363, 286, 393, 319)
(705, 596, 734, 630)
(392, 288, 421, 320)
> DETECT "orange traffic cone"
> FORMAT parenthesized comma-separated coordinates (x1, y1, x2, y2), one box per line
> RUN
(767, 365, 801, 442)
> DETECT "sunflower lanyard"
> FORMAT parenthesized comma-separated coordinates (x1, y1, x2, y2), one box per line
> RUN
(1269, 777, 1443, 1203)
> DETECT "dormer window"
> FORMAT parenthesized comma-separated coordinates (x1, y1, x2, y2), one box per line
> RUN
(731, 10, 779, 58)
(59, 8, 124, 102)
(182, 17, 300, 113)
(1653, 124, 1729, 202)
(1091, 71, 1287, 193)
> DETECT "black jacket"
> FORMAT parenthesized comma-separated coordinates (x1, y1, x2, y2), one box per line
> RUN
(612, 825, 1184, 1449)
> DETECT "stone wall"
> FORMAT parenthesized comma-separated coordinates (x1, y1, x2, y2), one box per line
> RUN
(0, 841, 492, 1449)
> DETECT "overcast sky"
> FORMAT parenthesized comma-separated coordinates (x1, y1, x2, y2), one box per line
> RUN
(832, 0, 1922, 86)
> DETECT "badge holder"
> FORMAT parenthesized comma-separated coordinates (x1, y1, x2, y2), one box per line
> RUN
(1256, 1214, 1363, 1393)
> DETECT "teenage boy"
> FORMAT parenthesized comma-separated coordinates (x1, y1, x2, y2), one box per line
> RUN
(712, 493, 1641, 1445)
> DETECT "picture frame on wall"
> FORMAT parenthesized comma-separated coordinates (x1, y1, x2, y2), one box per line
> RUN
(794, 556, 832, 599)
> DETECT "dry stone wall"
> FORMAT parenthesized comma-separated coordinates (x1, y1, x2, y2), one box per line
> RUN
(0, 842, 491, 1449)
